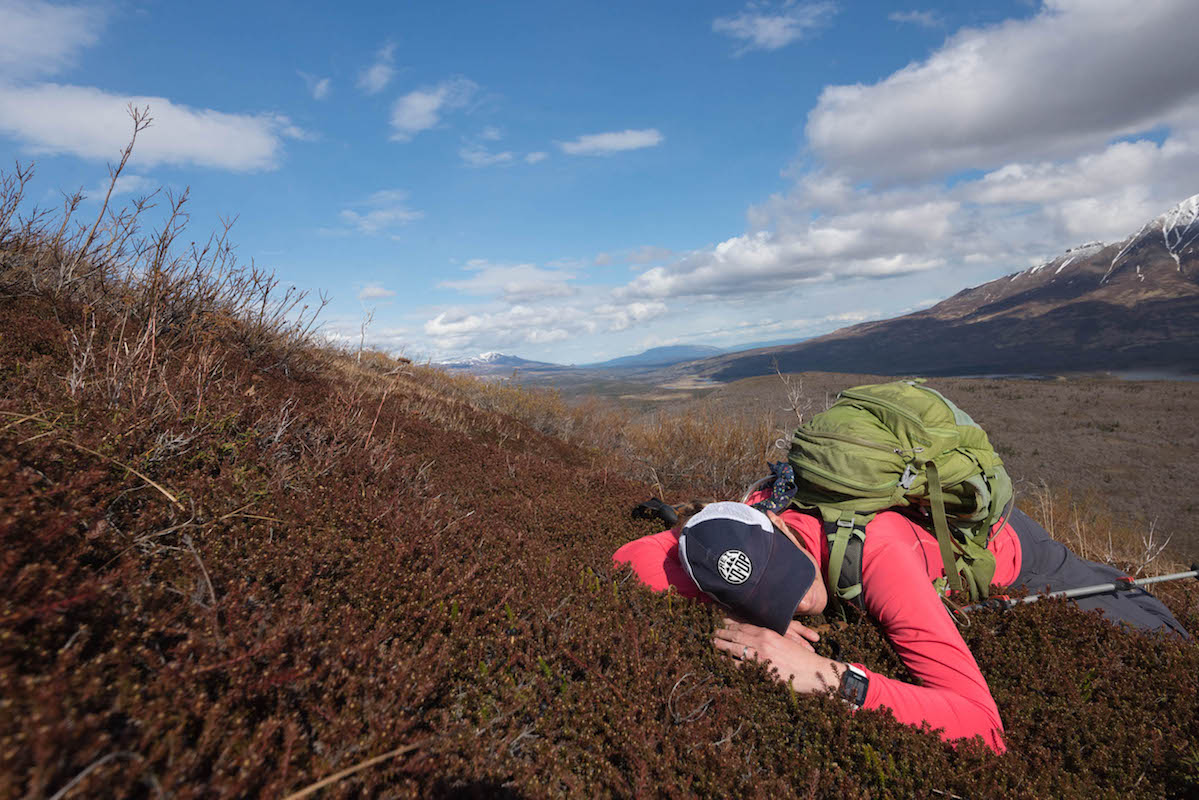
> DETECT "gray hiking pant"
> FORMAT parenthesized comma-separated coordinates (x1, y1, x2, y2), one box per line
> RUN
(1009, 509, 1190, 638)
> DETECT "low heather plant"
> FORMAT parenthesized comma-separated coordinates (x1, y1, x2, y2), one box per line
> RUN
(2, 158, 1197, 800)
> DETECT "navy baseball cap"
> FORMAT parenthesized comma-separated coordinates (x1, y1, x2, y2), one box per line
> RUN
(677, 502, 816, 635)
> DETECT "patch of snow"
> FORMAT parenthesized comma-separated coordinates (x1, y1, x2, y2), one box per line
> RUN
(1055, 256, 1075, 274)
(1159, 193, 1199, 270)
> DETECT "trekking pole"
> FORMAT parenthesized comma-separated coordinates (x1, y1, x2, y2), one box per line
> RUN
(956, 564, 1199, 615)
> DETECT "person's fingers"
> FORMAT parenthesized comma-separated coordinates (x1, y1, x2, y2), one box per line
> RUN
(712, 637, 757, 662)
(785, 620, 820, 643)
(720, 618, 756, 633)
(783, 633, 815, 652)
(713, 626, 752, 646)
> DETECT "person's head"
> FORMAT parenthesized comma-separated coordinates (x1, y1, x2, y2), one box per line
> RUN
(677, 502, 827, 633)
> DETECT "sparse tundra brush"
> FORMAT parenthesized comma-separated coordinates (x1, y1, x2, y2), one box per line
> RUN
(1, 164, 1198, 799)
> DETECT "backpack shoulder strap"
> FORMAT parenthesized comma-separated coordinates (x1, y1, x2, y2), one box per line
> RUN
(824, 511, 867, 611)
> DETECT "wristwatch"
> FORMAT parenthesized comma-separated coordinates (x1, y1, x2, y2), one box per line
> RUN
(839, 664, 869, 709)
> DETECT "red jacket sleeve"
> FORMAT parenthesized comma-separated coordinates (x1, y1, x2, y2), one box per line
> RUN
(612, 530, 709, 601)
(858, 527, 1007, 753)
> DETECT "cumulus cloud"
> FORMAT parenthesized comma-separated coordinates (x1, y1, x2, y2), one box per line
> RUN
(459, 143, 513, 167)
(525, 151, 548, 164)
(337, 189, 423, 235)
(358, 285, 396, 301)
(806, 0, 1199, 182)
(439, 260, 577, 302)
(423, 298, 669, 354)
(390, 78, 477, 141)
(0, 0, 105, 80)
(558, 128, 663, 156)
(298, 71, 331, 100)
(424, 305, 571, 351)
(357, 43, 397, 94)
(616, 199, 956, 300)
(888, 10, 942, 28)
(0, 84, 307, 171)
(712, 1, 837, 54)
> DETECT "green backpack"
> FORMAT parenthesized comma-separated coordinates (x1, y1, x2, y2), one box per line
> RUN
(786, 379, 1014, 609)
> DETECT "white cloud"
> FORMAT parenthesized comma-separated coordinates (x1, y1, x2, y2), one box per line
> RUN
(0, 0, 105, 80)
(888, 10, 942, 28)
(459, 143, 513, 167)
(559, 128, 663, 156)
(0, 84, 307, 171)
(616, 199, 956, 300)
(525, 151, 548, 164)
(337, 189, 423, 235)
(89, 173, 156, 199)
(713, 1, 837, 54)
(591, 301, 668, 331)
(423, 297, 669, 354)
(299, 71, 331, 100)
(479, 126, 502, 141)
(593, 252, 613, 266)
(390, 78, 477, 141)
(357, 43, 396, 95)
(806, 0, 1199, 182)
(628, 245, 674, 264)
(424, 305, 571, 351)
(439, 259, 577, 302)
(358, 284, 396, 301)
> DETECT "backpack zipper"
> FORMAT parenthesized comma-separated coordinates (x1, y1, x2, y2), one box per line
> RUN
(789, 457, 898, 495)
(795, 429, 898, 453)
(839, 389, 927, 429)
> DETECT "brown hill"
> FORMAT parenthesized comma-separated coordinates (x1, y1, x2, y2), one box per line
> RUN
(679, 195, 1199, 381)
(3, 170, 1199, 799)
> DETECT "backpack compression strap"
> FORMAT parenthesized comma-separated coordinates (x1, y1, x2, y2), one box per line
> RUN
(825, 511, 867, 608)
(925, 461, 964, 594)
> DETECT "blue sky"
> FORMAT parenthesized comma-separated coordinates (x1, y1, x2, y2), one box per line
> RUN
(2, 0, 1197, 364)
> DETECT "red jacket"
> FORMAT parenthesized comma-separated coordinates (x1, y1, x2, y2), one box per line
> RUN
(613, 502, 1023, 754)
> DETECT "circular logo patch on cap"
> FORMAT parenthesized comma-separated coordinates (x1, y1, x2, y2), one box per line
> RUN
(717, 549, 752, 585)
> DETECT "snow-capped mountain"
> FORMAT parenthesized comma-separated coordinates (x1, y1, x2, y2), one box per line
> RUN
(674, 194, 1199, 380)
(437, 352, 564, 374)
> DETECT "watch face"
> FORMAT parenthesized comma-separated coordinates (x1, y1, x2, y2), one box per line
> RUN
(840, 667, 869, 707)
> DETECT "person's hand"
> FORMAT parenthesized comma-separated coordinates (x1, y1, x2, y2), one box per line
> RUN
(783, 619, 820, 651)
(714, 618, 844, 695)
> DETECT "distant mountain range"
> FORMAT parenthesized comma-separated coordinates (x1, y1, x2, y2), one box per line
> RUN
(669, 193, 1199, 382)
(440, 194, 1198, 384)
(437, 345, 723, 377)
(582, 345, 723, 369)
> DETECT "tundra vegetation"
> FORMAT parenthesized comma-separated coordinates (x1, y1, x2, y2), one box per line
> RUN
(2, 157, 1197, 799)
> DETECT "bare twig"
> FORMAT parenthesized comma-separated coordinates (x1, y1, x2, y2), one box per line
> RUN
(64, 106, 152, 290)
(48, 751, 142, 800)
(60, 439, 184, 509)
(281, 741, 424, 800)
(182, 533, 217, 607)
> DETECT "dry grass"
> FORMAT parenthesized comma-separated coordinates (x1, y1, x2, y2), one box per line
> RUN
(1026, 483, 1189, 576)
(620, 403, 784, 499)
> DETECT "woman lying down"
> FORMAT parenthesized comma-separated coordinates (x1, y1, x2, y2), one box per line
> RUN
(614, 500, 1187, 754)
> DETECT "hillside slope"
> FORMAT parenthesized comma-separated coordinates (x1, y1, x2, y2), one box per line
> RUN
(3, 191, 1199, 797)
